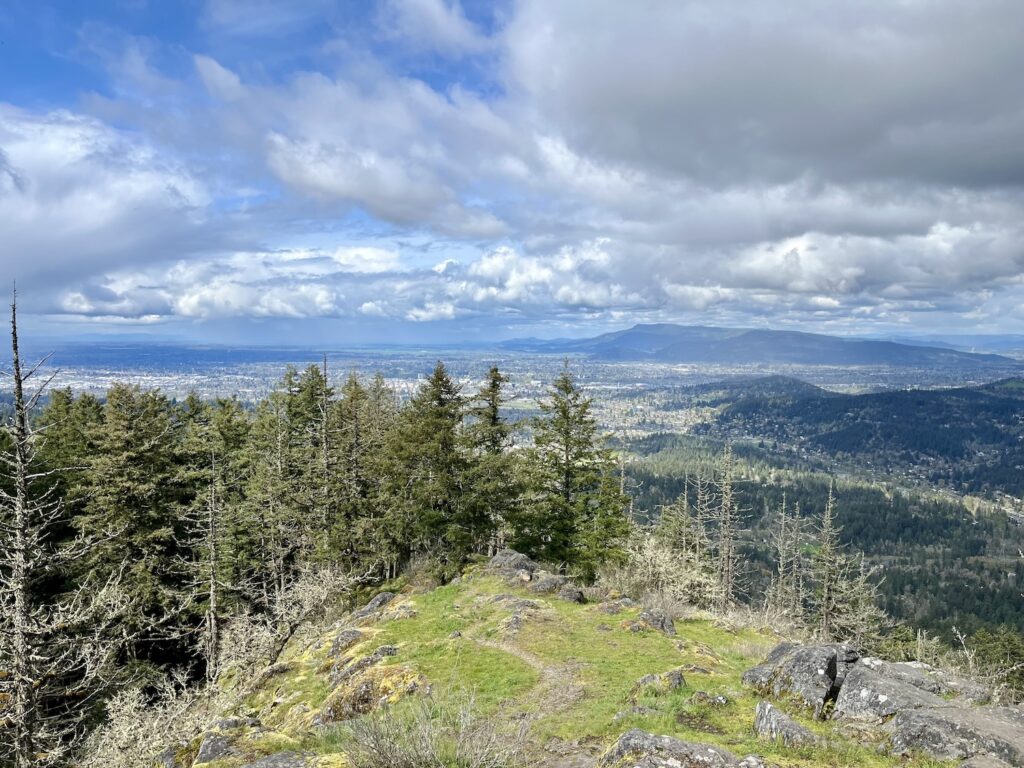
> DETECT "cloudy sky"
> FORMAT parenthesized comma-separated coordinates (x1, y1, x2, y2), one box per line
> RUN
(3, 0, 1024, 344)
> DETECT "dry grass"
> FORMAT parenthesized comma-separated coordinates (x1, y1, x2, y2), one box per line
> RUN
(341, 695, 528, 768)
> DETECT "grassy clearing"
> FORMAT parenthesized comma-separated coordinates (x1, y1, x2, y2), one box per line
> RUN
(221, 573, 953, 768)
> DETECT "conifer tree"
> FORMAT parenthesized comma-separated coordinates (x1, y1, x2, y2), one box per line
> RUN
(524, 364, 629, 580)
(384, 362, 470, 568)
(464, 366, 519, 554)
(78, 384, 184, 657)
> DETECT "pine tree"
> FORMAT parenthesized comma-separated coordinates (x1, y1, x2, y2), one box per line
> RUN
(384, 362, 470, 569)
(243, 389, 301, 609)
(766, 493, 807, 625)
(653, 478, 715, 606)
(464, 366, 519, 554)
(524, 363, 629, 580)
(77, 384, 185, 656)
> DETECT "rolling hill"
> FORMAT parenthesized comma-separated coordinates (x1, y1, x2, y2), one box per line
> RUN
(504, 323, 1020, 368)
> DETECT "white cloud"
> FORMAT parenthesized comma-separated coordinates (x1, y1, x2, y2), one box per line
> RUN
(379, 0, 490, 56)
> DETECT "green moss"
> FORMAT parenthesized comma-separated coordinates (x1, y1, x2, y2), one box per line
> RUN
(211, 573, 954, 768)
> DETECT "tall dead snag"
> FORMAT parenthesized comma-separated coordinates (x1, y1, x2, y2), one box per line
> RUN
(713, 445, 739, 612)
(0, 293, 128, 767)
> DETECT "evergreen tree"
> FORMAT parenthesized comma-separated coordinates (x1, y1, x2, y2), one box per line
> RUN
(523, 364, 629, 580)
(78, 384, 185, 659)
(464, 366, 519, 554)
(713, 445, 740, 611)
(384, 362, 471, 569)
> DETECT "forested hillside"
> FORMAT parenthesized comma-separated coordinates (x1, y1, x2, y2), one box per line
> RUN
(693, 376, 1024, 495)
(3, 307, 1024, 767)
(629, 435, 1024, 636)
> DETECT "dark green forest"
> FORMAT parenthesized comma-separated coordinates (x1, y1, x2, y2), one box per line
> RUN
(629, 433, 1024, 637)
(690, 376, 1024, 495)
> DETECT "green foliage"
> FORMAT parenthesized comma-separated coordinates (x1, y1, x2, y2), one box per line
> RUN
(513, 364, 630, 580)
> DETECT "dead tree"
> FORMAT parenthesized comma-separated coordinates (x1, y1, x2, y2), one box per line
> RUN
(0, 293, 128, 767)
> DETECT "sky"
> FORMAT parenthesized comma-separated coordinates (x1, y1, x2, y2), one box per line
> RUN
(2, 0, 1024, 345)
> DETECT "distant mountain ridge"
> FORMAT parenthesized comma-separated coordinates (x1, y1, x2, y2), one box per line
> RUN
(503, 323, 1019, 367)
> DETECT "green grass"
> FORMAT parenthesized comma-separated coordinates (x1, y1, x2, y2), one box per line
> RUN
(212, 573, 954, 768)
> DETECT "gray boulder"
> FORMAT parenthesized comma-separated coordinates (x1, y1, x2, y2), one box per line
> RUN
(859, 657, 990, 703)
(754, 700, 822, 747)
(558, 584, 586, 603)
(154, 746, 185, 768)
(328, 628, 364, 659)
(958, 756, 1015, 768)
(888, 705, 1024, 764)
(832, 662, 951, 722)
(351, 592, 396, 620)
(598, 729, 738, 767)
(630, 669, 687, 699)
(487, 549, 540, 583)
(742, 642, 858, 718)
(598, 597, 639, 614)
(637, 609, 676, 636)
(194, 732, 236, 764)
(528, 573, 570, 594)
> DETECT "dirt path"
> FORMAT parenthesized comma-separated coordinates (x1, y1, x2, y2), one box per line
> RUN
(471, 635, 585, 714)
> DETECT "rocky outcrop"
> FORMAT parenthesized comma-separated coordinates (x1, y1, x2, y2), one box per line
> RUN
(487, 549, 540, 582)
(742, 641, 1015, 764)
(887, 704, 1024, 763)
(350, 591, 396, 621)
(753, 700, 822, 747)
(742, 642, 858, 718)
(832, 662, 951, 721)
(597, 729, 745, 767)
(487, 550, 585, 603)
(624, 609, 676, 637)
(958, 755, 1016, 768)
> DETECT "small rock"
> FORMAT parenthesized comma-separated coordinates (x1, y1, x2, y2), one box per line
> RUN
(613, 705, 657, 721)
(754, 700, 822, 747)
(690, 692, 729, 707)
(638, 609, 676, 636)
(558, 584, 586, 603)
(630, 669, 687, 699)
(449, 630, 462, 639)
(598, 597, 639, 615)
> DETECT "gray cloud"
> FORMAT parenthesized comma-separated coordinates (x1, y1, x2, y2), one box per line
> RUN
(6, 0, 1024, 337)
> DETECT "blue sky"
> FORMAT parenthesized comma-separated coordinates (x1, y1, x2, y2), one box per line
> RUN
(3, 1, 1024, 344)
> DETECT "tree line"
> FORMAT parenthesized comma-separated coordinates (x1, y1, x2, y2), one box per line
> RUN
(0, 300, 634, 767)
(0, 299, 900, 767)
